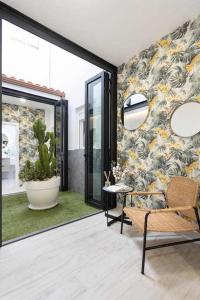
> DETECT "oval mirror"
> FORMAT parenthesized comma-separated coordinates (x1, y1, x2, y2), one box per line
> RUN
(122, 93, 149, 130)
(171, 102, 200, 137)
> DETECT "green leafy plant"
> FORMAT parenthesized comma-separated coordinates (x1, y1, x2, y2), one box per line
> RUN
(19, 119, 58, 182)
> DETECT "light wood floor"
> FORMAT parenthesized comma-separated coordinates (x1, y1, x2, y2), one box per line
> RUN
(1, 211, 200, 300)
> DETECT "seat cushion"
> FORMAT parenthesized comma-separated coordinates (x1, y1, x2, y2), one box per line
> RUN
(124, 207, 198, 232)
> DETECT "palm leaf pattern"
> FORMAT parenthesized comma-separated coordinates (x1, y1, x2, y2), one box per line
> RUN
(117, 14, 200, 208)
(170, 21, 189, 40)
(169, 66, 187, 88)
(139, 45, 158, 60)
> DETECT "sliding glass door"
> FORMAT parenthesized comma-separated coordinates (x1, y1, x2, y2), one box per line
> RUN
(85, 72, 110, 208)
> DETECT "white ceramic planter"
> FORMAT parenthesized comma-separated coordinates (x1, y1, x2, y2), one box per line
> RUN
(25, 176, 60, 210)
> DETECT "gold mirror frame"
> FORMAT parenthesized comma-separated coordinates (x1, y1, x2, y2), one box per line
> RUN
(170, 101, 200, 138)
(121, 93, 149, 131)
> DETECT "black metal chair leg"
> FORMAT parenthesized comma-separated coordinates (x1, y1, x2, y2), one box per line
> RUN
(194, 207, 200, 230)
(141, 212, 150, 274)
(120, 211, 125, 234)
(120, 194, 127, 234)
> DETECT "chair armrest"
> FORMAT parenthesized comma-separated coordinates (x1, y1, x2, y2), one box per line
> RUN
(124, 206, 194, 214)
(128, 191, 165, 196)
(150, 206, 194, 213)
(124, 207, 151, 212)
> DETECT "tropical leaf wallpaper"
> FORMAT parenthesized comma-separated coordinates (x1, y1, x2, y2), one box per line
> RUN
(117, 14, 200, 208)
(2, 103, 45, 169)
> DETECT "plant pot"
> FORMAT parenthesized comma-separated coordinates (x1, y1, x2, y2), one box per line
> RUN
(25, 176, 60, 210)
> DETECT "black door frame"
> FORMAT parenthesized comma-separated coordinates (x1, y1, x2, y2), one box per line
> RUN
(0, 2, 117, 246)
(3, 87, 69, 190)
(2, 87, 58, 105)
(55, 98, 68, 191)
(3, 86, 69, 190)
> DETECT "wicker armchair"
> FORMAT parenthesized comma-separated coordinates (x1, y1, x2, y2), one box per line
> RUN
(121, 176, 200, 274)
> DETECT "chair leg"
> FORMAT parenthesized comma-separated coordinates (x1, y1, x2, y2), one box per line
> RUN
(194, 207, 200, 230)
(120, 210, 125, 234)
(120, 194, 127, 234)
(141, 212, 150, 275)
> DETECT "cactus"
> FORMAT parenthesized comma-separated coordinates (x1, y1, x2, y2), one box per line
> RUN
(19, 119, 58, 182)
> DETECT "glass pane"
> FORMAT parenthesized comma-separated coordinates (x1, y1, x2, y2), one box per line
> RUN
(2, 95, 55, 195)
(88, 79, 102, 202)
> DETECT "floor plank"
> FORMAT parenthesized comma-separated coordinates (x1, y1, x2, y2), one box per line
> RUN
(1, 211, 200, 300)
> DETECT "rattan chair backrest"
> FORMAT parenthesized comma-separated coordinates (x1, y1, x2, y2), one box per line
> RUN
(166, 176, 199, 208)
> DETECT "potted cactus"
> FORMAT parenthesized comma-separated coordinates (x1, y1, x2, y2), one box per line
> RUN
(19, 119, 60, 210)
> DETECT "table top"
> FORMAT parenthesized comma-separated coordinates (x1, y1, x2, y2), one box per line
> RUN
(102, 185, 133, 194)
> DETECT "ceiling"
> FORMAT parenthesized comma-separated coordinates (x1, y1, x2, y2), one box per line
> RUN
(2, 0, 200, 66)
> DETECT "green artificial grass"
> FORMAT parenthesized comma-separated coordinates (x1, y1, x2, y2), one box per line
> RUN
(2, 191, 100, 242)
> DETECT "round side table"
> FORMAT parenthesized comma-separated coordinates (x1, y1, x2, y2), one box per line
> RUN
(103, 185, 133, 233)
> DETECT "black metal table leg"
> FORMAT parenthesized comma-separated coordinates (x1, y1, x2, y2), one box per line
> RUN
(120, 194, 126, 234)
(106, 193, 109, 226)
(103, 187, 133, 228)
(105, 213, 132, 226)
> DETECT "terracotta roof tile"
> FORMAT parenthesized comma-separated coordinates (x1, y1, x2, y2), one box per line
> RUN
(2, 74, 65, 98)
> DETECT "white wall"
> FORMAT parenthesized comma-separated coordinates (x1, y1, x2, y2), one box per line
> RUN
(2, 20, 102, 150)
(50, 45, 102, 150)
(2, 21, 50, 86)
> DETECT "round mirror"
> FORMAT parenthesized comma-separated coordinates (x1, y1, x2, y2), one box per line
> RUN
(122, 93, 149, 130)
(171, 102, 200, 137)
